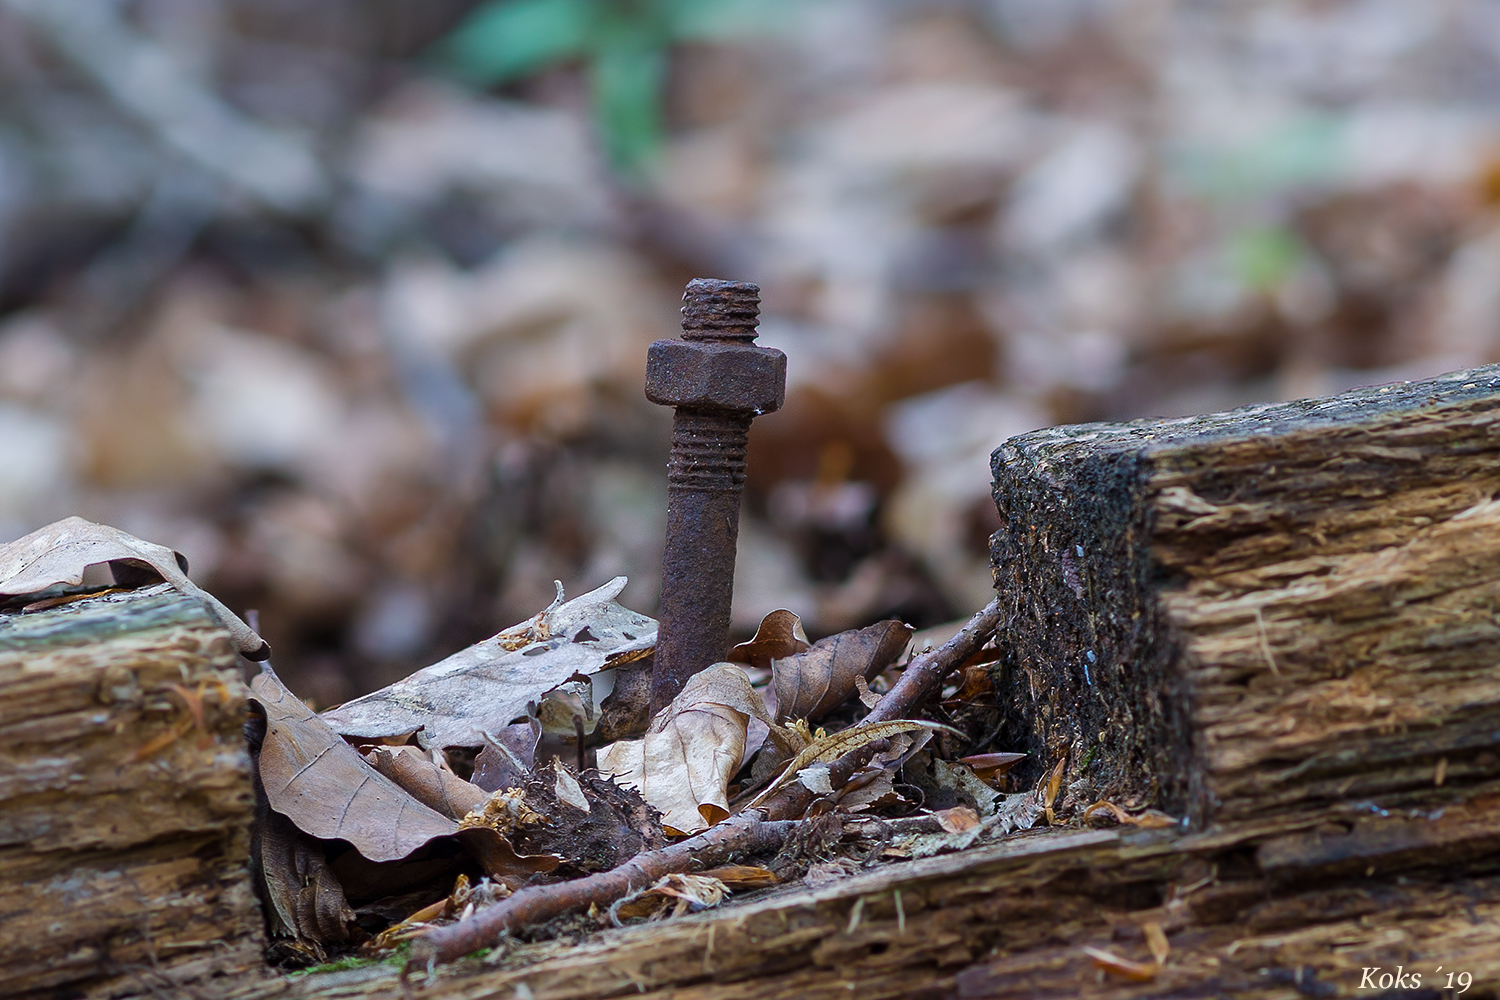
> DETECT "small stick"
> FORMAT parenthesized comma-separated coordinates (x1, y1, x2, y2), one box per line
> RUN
(408, 596, 1003, 971)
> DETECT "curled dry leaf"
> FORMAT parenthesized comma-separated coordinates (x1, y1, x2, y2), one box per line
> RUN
(599, 663, 783, 835)
(322, 577, 655, 750)
(365, 746, 488, 820)
(251, 668, 459, 862)
(726, 609, 810, 670)
(771, 619, 913, 723)
(0, 516, 268, 658)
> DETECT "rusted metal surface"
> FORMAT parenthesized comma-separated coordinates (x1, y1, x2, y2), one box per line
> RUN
(646, 279, 787, 713)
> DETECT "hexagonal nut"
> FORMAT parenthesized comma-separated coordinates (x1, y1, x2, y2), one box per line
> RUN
(644, 339, 787, 414)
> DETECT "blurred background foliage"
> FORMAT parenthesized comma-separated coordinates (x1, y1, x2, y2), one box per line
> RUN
(3, 0, 1500, 706)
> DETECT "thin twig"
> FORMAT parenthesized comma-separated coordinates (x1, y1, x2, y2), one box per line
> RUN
(407, 596, 1002, 971)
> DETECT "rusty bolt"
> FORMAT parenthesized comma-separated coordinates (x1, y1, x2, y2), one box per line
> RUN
(647, 279, 786, 713)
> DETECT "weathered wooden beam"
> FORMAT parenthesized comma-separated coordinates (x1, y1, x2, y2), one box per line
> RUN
(988, 365, 1500, 832)
(0, 584, 264, 999)
(224, 815, 1500, 1000)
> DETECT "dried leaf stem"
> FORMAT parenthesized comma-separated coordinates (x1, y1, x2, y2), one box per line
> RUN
(408, 596, 1002, 970)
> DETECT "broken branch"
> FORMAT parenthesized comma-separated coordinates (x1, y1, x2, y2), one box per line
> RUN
(408, 596, 1002, 970)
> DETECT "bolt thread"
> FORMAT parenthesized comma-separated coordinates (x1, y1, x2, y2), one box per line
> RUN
(667, 409, 752, 491)
(681, 278, 760, 342)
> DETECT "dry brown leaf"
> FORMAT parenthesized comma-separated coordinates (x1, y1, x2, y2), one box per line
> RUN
(0, 516, 268, 658)
(726, 609, 810, 670)
(599, 663, 781, 835)
(321, 577, 655, 750)
(1082, 946, 1160, 982)
(771, 619, 913, 722)
(365, 746, 488, 820)
(251, 668, 459, 862)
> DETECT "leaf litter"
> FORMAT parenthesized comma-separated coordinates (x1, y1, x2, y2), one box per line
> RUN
(35, 557, 1044, 968)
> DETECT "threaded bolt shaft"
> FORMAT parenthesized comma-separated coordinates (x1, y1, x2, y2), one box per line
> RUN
(647, 279, 785, 713)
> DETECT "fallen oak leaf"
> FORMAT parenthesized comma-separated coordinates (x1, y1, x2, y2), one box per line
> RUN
(599, 663, 792, 835)
(250, 667, 460, 862)
(770, 619, 913, 723)
(321, 577, 655, 751)
(0, 516, 268, 658)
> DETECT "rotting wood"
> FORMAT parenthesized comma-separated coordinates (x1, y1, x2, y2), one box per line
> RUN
(988, 364, 1500, 830)
(0, 583, 264, 999)
(223, 808, 1500, 1000)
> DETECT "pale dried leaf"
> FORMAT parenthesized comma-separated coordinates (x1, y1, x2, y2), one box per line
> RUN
(771, 619, 913, 722)
(726, 609, 810, 670)
(251, 668, 458, 862)
(599, 663, 778, 835)
(0, 516, 268, 657)
(321, 577, 655, 750)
